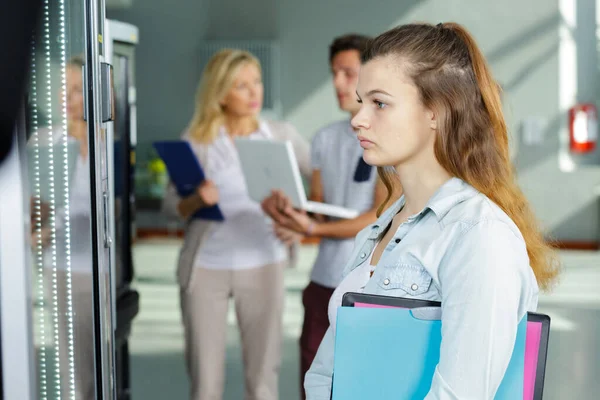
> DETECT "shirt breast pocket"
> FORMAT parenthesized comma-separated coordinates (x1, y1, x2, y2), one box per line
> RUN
(376, 263, 433, 297)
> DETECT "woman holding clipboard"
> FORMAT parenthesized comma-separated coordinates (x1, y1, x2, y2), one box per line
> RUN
(162, 49, 310, 400)
(284, 23, 561, 399)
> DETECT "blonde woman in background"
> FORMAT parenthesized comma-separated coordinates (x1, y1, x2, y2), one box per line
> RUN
(162, 49, 311, 400)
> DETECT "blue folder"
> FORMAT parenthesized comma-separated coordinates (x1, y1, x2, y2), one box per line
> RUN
(332, 307, 527, 399)
(153, 141, 224, 221)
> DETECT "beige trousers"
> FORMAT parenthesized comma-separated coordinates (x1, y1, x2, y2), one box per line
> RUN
(180, 262, 285, 400)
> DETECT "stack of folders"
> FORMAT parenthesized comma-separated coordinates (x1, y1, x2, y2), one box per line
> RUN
(332, 292, 551, 400)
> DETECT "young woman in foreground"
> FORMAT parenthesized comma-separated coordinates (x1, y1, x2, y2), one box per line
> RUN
(303, 22, 559, 399)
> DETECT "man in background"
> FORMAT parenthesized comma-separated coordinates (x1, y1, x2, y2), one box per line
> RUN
(262, 33, 393, 399)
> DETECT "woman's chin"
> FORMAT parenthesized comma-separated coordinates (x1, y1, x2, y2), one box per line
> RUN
(362, 151, 383, 167)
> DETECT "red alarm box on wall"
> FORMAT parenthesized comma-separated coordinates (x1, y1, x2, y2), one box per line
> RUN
(569, 103, 598, 153)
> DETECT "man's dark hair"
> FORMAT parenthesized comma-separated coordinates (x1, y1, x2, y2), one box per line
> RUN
(329, 34, 371, 63)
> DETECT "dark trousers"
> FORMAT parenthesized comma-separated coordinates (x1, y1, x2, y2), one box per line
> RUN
(299, 281, 335, 400)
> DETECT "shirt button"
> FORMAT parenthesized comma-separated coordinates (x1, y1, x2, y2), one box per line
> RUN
(411, 283, 419, 291)
(383, 278, 390, 286)
(395, 238, 401, 243)
(360, 252, 367, 259)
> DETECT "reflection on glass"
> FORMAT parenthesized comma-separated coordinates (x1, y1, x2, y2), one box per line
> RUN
(28, 0, 95, 399)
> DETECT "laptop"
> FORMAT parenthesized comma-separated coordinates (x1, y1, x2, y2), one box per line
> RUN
(234, 138, 359, 219)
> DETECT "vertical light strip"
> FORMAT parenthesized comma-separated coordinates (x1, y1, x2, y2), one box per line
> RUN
(58, 0, 76, 398)
(31, 24, 48, 400)
(42, 0, 61, 398)
(558, 0, 577, 171)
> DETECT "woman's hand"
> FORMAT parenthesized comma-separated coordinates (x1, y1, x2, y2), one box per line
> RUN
(177, 180, 219, 219)
(277, 207, 315, 235)
(29, 197, 51, 230)
(262, 190, 316, 235)
(261, 190, 292, 223)
(31, 226, 52, 251)
(274, 224, 304, 245)
(197, 180, 219, 206)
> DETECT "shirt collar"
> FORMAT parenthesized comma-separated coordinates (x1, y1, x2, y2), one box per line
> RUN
(367, 177, 477, 239)
(426, 177, 477, 220)
(219, 118, 269, 138)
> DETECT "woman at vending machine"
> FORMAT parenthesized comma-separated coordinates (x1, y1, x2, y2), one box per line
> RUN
(31, 55, 96, 400)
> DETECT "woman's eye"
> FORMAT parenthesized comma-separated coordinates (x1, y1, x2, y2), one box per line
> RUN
(356, 98, 363, 104)
(374, 100, 386, 109)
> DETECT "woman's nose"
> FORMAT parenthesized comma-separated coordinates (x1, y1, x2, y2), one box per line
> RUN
(351, 108, 369, 130)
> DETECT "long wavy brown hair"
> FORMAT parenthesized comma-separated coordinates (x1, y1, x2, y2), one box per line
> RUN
(364, 23, 559, 290)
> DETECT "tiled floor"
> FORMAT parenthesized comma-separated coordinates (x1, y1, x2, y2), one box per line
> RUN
(130, 239, 600, 399)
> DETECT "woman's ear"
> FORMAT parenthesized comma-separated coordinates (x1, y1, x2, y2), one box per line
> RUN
(428, 108, 438, 130)
(218, 93, 227, 108)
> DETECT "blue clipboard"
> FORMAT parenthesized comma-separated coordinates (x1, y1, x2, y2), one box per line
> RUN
(153, 140, 224, 221)
(332, 306, 527, 399)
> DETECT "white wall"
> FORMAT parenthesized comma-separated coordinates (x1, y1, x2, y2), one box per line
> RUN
(276, 0, 600, 242)
(110, 0, 600, 242)
(205, 0, 277, 39)
(108, 1, 210, 145)
(276, 0, 421, 136)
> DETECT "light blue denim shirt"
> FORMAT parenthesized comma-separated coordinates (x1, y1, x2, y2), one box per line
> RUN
(304, 177, 539, 400)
